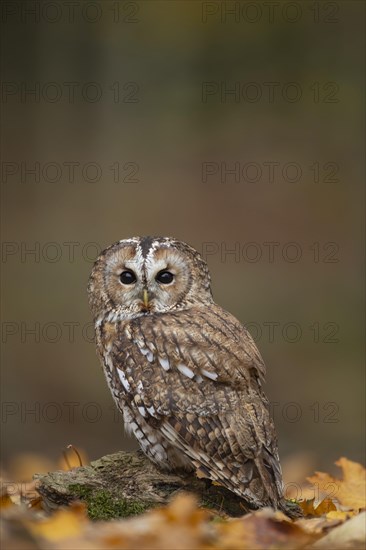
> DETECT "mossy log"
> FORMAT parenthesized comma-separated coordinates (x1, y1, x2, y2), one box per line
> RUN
(34, 450, 247, 520)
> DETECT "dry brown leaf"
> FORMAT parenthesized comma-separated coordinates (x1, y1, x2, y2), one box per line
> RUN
(0, 480, 23, 509)
(299, 498, 318, 516)
(315, 498, 337, 515)
(307, 457, 366, 510)
(216, 507, 319, 549)
(2, 456, 365, 550)
(28, 496, 44, 511)
(311, 511, 366, 549)
(326, 510, 356, 521)
(96, 493, 213, 550)
(295, 516, 343, 535)
(0, 492, 14, 510)
(299, 498, 336, 517)
(1, 479, 39, 508)
(26, 502, 87, 541)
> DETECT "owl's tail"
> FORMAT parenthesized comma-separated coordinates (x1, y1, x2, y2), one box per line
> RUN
(254, 454, 303, 519)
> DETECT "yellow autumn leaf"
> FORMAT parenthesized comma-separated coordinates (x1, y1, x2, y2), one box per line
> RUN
(295, 516, 343, 535)
(326, 510, 356, 521)
(307, 457, 366, 510)
(299, 498, 317, 516)
(299, 498, 337, 517)
(27, 503, 87, 541)
(0, 492, 14, 510)
(217, 507, 318, 549)
(314, 498, 337, 515)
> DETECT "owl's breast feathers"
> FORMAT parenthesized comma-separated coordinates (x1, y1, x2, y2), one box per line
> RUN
(96, 304, 286, 510)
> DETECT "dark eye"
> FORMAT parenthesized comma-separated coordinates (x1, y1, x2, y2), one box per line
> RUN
(156, 270, 174, 284)
(120, 270, 137, 284)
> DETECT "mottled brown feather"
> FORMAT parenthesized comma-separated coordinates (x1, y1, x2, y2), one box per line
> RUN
(89, 237, 298, 515)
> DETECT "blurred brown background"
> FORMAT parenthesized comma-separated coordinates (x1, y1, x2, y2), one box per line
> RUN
(1, 1, 364, 480)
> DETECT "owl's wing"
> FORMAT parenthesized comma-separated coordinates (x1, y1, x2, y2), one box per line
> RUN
(112, 305, 283, 508)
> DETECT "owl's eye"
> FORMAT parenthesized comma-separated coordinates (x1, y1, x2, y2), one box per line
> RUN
(156, 270, 174, 284)
(120, 270, 137, 284)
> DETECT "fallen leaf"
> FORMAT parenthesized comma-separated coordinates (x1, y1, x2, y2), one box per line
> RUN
(26, 502, 87, 541)
(0, 492, 14, 510)
(307, 457, 366, 510)
(311, 511, 366, 548)
(298, 497, 337, 517)
(326, 510, 356, 521)
(299, 498, 318, 516)
(314, 498, 337, 515)
(2, 455, 365, 550)
(217, 507, 319, 549)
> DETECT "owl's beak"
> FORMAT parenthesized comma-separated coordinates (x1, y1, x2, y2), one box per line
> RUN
(143, 288, 149, 308)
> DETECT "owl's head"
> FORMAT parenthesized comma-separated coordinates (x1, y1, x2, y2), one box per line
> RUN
(88, 236, 213, 320)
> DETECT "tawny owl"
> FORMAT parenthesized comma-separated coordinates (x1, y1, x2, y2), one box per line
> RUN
(88, 236, 298, 516)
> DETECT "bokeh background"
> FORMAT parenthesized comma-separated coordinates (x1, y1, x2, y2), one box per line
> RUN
(1, 1, 365, 483)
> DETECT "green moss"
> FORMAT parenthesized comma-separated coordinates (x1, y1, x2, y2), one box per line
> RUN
(68, 484, 150, 521)
(200, 498, 216, 509)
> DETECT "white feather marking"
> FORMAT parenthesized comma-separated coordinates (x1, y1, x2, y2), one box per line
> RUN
(117, 369, 131, 392)
(201, 368, 218, 381)
(147, 433, 158, 445)
(151, 444, 165, 459)
(195, 374, 204, 383)
(105, 339, 113, 352)
(106, 310, 119, 323)
(137, 345, 154, 363)
(122, 406, 142, 438)
(119, 237, 140, 245)
(147, 405, 157, 417)
(105, 354, 114, 370)
(138, 406, 147, 417)
(124, 425, 133, 436)
(177, 364, 195, 379)
(137, 380, 143, 391)
(158, 356, 170, 371)
(135, 429, 144, 440)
